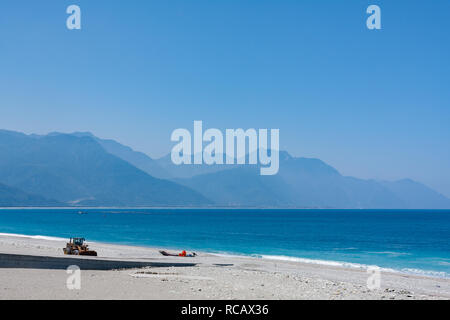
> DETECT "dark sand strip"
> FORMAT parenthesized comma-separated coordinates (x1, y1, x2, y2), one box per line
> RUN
(0, 253, 197, 270)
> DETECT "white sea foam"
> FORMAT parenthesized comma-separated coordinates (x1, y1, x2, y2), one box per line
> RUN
(261, 254, 396, 272)
(210, 252, 450, 279)
(210, 252, 394, 272)
(367, 251, 412, 257)
(0, 233, 66, 242)
(400, 268, 450, 279)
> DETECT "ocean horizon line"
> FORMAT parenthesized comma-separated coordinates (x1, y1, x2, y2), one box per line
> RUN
(1, 207, 450, 211)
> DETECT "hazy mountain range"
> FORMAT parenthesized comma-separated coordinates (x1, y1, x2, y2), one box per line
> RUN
(0, 129, 449, 209)
(0, 130, 208, 207)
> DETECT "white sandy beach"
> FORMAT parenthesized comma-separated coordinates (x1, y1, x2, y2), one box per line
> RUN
(0, 233, 449, 300)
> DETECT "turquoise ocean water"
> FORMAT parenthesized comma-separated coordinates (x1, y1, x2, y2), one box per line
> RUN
(0, 209, 449, 278)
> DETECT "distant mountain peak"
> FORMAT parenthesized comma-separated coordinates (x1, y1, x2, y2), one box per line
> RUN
(279, 151, 293, 161)
(68, 131, 95, 138)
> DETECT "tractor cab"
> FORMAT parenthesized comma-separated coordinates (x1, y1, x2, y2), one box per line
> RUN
(71, 238, 85, 246)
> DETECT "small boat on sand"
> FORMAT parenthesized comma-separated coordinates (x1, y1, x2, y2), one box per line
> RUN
(159, 250, 197, 257)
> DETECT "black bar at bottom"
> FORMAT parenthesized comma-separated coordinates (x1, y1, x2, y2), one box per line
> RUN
(0, 300, 446, 319)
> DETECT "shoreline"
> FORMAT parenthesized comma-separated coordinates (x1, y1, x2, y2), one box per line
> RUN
(1, 232, 449, 281)
(0, 233, 449, 300)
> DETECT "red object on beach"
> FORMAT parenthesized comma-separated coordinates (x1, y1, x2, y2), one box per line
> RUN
(159, 250, 196, 257)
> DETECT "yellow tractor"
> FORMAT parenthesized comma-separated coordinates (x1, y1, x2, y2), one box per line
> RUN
(63, 238, 97, 256)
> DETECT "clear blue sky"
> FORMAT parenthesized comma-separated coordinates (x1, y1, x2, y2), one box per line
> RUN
(1, 1, 449, 196)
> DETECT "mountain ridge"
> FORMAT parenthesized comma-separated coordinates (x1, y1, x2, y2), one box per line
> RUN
(174, 153, 450, 209)
(1, 129, 449, 209)
(0, 182, 62, 207)
(0, 130, 210, 207)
